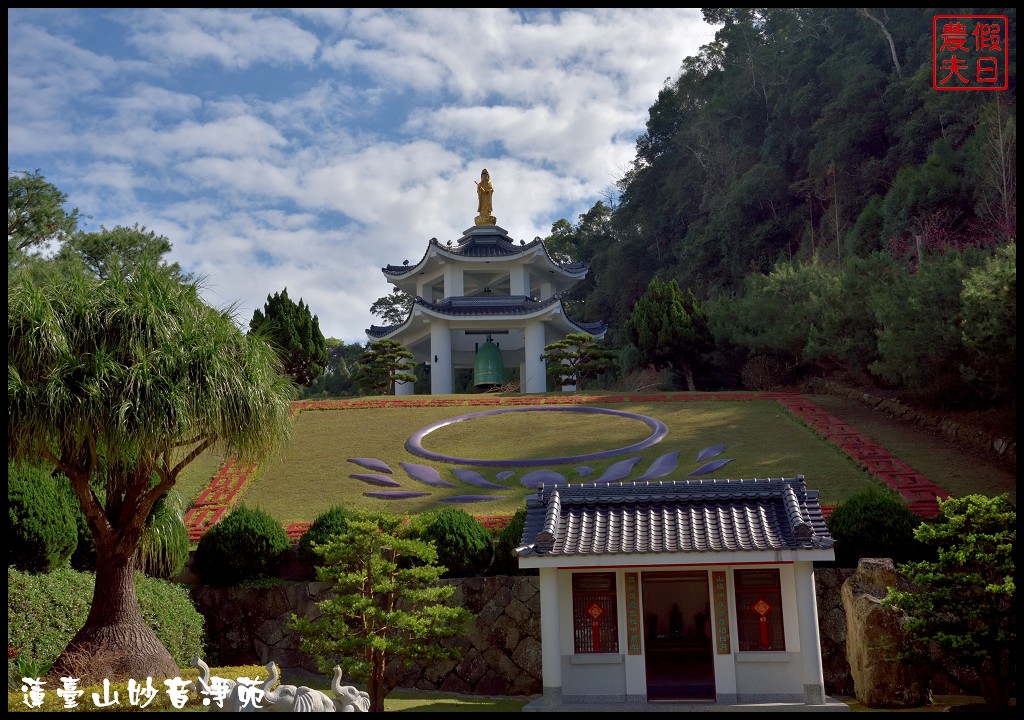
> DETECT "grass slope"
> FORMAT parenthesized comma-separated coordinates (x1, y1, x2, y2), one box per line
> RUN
(226, 395, 881, 525)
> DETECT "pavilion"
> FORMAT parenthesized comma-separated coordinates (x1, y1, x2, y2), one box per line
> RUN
(366, 170, 606, 395)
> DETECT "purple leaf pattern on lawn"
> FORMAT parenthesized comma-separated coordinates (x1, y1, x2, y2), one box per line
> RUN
(400, 462, 457, 487)
(634, 451, 680, 481)
(592, 456, 643, 484)
(452, 469, 506, 489)
(363, 491, 430, 499)
(350, 473, 401, 487)
(689, 458, 733, 476)
(348, 458, 393, 474)
(520, 469, 567, 488)
(696, 445, 726, 462)
(496, 470, 516, 481)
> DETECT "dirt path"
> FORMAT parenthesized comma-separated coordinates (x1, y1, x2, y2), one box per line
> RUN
(806, 394, 1016, 506)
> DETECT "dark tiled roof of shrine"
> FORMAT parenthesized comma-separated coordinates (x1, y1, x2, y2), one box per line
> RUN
(515, 477, 835, 558)
(366, 294, 608, 338)
(382, 234, 588, 276)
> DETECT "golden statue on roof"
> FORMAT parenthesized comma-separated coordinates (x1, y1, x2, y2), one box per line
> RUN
(474, 168, 496, 226)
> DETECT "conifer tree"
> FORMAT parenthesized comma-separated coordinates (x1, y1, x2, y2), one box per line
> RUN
(292, 511, 472, 713)
(624, 277, 713, 391)
(249, 288, 328, 387)
(353, 339, 416, 395)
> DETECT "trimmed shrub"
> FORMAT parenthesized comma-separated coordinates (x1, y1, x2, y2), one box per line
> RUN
(489, 507, 529, 576)
(193, 505, 289, 586)
(298, 504, 353, 565)
(7, 566, 206, 678)
(825, 484, 931, 568)
(410, 507, 493, 578)
(8, 461, 78, 573)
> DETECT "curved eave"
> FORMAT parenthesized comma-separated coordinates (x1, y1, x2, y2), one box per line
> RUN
(515, 547, 837, 569)
(366, 295, 606, 341)
(382, 238, 589, 283)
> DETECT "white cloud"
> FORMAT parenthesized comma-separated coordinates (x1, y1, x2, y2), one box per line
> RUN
(8, 8, 720, 344)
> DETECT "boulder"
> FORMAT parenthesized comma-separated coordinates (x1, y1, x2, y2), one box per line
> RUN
(841, 558, 931, 708)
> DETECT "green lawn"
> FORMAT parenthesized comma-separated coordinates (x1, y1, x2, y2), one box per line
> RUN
(175, 391, 1016, 529)
(231, 395, 881, 526)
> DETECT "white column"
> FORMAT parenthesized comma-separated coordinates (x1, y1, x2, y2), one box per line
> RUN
(539, 280, 554, 300)
(523, 320, 547, 393)
(539, 567, 562, 696)
(445, 265, 464, 298)
(795, 562, 827, 705)
(430, 319, 453, 395)
(509, 265, 528, 296)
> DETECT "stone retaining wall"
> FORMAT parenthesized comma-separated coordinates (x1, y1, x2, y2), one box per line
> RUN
(191, 575, 543, 696)
(192, 569, 872, 697)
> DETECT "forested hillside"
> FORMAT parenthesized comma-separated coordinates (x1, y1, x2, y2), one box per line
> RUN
(547, 8, 1015, 411)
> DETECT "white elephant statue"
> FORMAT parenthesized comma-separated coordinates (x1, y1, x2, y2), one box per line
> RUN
(259, 662, 369, 713)
(330, 667, 370, 712)
(191, 657, 369, 712)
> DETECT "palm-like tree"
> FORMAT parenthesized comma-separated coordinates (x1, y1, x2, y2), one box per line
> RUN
(8, 262, 296, 682)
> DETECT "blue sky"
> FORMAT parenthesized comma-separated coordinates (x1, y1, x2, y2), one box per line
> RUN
(8, 8, 719, 343)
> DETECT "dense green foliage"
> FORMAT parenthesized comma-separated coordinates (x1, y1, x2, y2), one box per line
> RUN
(824, 485, 930, 568)
(7, 566, 206, 676)
(249, 287, 329, 387)
(291, 510, 473, 712)
(353, 338, 417, 394)
(544, 8, 1015, 411)
(540, 332, 617, 391)
(409, 507, 493, 578)
(7, 461, 78, 573)
(302, 338, 365, 398)
(7, 168, 80, 267)
(369, 287, 415, 325)
(882, 495, 1016, 711)
(54, 223, 185, 280)
(624, 277, 714, 391)
(489, 507, 529, 577)
(134, 490, 191, 580)
(958, 243, 1016, 404)
(298, 504, 354, 565)
(194, 505, 290, 586)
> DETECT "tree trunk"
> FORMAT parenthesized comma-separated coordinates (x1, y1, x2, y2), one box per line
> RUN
(368, 650, 387, 713)
(49, 541, 179, 683)
(682, 365, 696, 392)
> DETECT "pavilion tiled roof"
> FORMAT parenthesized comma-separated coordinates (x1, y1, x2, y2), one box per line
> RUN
(382, 234, 588, 277)
(515, 477, 835, 558)
(366, 294, 608, 338)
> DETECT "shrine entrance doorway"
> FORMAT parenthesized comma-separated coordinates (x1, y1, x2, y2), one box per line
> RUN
(641, 571, 715, 701)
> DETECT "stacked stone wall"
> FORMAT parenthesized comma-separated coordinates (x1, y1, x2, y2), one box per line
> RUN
(190, 568, 973, 698)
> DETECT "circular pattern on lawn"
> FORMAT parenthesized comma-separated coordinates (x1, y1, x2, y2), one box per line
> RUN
(406, 406, 668, 467)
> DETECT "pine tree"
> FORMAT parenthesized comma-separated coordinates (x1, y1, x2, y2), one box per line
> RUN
(624, 277, 713, 391)
(353, 339, 416, 395)
(249, 288, 328, 387)
(291, 511, 472, 713)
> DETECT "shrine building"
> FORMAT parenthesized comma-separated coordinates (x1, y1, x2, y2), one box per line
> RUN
(366, 170, 606, 395)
